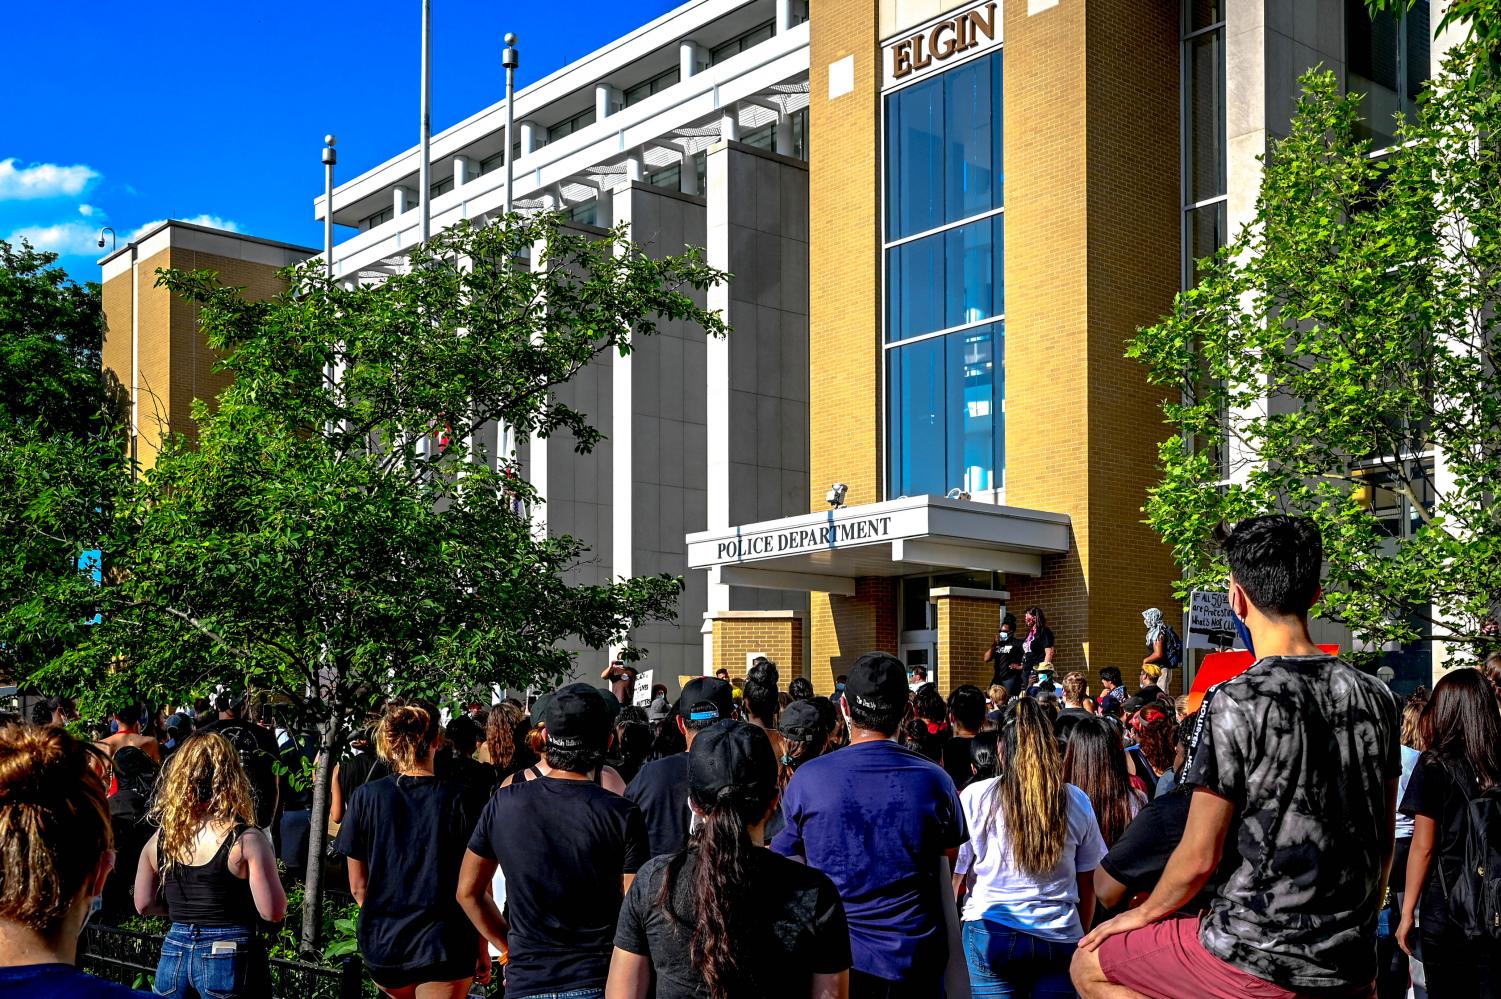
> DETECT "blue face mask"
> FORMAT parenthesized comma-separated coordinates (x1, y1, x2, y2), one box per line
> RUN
(1232, 609, 1256, 659)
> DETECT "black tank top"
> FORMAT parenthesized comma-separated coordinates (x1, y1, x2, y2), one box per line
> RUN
(162, 825, 260, 927)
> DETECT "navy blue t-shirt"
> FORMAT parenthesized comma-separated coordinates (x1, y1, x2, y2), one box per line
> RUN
(0, 964, 142, 997)
(331, 774, 479, 979)
(771, 739, 966, 984)
(625, 752, 690, 859)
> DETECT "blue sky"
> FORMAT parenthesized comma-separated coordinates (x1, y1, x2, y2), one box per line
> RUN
(3, 0, 678, 284)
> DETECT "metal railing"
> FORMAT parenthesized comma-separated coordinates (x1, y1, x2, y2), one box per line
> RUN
(80, 924, 366, 999)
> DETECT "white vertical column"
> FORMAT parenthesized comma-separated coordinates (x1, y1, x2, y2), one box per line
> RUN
(680, 40, 708, 80)
(596, 84, 623, 121)
(774, 112, 794, 156)
(720, 110, 739, 142)
(528, 233, 550, 538)
(702, 143, 733, 669)
(610, 187, 636, 666)
(775, 0, 794, 33)
(624, 154, 645, 183)
(678, 144, 699, 196)
(393, 185, 416, 216)
(519, 120, 546, 155)
(453, 156, 479, 187)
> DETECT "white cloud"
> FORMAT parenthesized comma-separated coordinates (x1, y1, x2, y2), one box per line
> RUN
(0, 158, 100, 200)
(6, 220, 107, 256)
(6, 214, 241, 259)
(126, 215, 240, 241)
(78, 203, 99, 217)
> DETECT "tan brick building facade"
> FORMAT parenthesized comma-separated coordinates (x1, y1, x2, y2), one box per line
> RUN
(705, 0, 1181, 698)
(99, 222, 313, 469)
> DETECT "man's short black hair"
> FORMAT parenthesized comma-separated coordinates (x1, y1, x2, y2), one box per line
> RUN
(947, 684, 986, 731)
(1222, 514, 1323, 617)
(1099, 666, 1122, 686)
(545, 738, 606, 775)
(788, 676, 815, 702)
(214, 693, 234, 714)
(115, 703, 143, 726)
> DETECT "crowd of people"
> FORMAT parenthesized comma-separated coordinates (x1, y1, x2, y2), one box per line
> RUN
(3, 514, 1501, 998)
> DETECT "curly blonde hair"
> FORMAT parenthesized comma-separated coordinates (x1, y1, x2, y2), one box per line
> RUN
(149, 733, 257, 871)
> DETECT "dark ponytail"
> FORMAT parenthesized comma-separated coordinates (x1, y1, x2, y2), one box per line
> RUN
(657, 784, 772, 998)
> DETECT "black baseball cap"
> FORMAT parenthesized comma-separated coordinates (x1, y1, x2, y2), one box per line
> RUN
(544, 683, 612, 749)
(677, 677, 734, 722)
(779, 698, 825, 742)
(844, 652, 909, 714)
(688, 719, 776, 802)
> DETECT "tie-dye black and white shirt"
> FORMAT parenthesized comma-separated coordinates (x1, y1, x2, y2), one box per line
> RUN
(1185, 654, 1400, 989)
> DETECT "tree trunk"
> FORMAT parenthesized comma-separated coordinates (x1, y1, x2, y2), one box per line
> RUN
(300, 716, 341, 955)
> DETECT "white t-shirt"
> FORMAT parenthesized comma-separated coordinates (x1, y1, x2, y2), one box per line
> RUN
(957, 779, 1107, 942)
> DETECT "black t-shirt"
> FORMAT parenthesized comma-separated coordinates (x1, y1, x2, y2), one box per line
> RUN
(1099, 788, 1236, 915)
(615, 847, 851, 998)
(942, 737, 974, 790)
(467, 775, 649, 997)
(433, 752, 496, 828)
(626, 752, 691, 859)
(338, 750, 390, 804)
(989, 638, 1026, 695)
(1020, 626, 1055, 670)
(332, 775, 478, 977)
(199, 718, 281, 827)
(1399, 755, 1480, 927)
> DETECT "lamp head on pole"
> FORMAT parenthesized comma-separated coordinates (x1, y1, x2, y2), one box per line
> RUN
(502, 32, 519, 70)
(322, 133, 337, 166)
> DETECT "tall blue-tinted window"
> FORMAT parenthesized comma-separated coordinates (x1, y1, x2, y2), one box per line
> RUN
(884, 48, 1004, 498)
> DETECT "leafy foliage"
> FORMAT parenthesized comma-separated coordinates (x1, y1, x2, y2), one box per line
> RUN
(1130, 58, 1501, 659)
(0, 240, 124, 679)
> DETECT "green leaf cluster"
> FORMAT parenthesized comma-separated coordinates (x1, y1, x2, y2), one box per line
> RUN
(1132, 51, 1501, 659)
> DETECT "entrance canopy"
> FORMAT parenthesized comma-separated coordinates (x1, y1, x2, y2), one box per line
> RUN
(687, 495, 1071, 595)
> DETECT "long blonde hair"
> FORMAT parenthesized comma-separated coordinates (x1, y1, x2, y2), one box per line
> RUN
(986, 698, 1067, 874)
(149, 733, 257, 871)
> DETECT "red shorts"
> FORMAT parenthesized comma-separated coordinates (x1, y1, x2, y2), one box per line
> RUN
(1096, 914, 1376, 999)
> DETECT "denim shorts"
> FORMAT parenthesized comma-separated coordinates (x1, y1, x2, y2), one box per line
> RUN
(152, 923, 263, 999)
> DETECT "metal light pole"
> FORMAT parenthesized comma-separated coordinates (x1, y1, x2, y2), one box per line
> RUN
(420, 0, 433, 243)
(322, 135, 337, 281)
(503, 32, 519, 216)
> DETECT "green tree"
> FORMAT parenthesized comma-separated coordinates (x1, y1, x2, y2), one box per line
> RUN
(1130, 59, 1500, 662)
(41, 214, 728, 948)
(0, 241, 126, 678)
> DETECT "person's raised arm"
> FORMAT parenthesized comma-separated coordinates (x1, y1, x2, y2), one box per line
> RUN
(605, 948, 652, 999)
(239, 828, 288, 922)
(1397, 813, 1436, 957)
(1078, 789, 1233, 950)
(133, 831, 168, 917)
(983, 639, 997, 663)
(457, 850, 510, 958)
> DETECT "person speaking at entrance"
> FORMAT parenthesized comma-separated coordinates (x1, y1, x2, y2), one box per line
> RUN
(985, 613, 1027, 698)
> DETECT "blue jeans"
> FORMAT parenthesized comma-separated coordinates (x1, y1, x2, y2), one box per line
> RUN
(514, 991, 605, 999)
(152, 923, 262, 999)
(962, 919, 1078, 999)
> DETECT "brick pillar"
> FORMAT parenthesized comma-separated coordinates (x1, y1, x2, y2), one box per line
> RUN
(933, 587, 1007, 698)
(708, 611, 805, 680)
(809, 577, 898, 694)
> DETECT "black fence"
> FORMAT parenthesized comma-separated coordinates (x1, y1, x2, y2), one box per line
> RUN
(80, 923, 366, 998)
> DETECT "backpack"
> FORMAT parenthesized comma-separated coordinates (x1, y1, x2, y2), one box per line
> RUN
(1161, 625, 1184, 671)
(1440, 762, 1501, 941)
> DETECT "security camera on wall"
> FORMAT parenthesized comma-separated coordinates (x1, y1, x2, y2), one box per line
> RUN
(826, 483, 848, 509)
